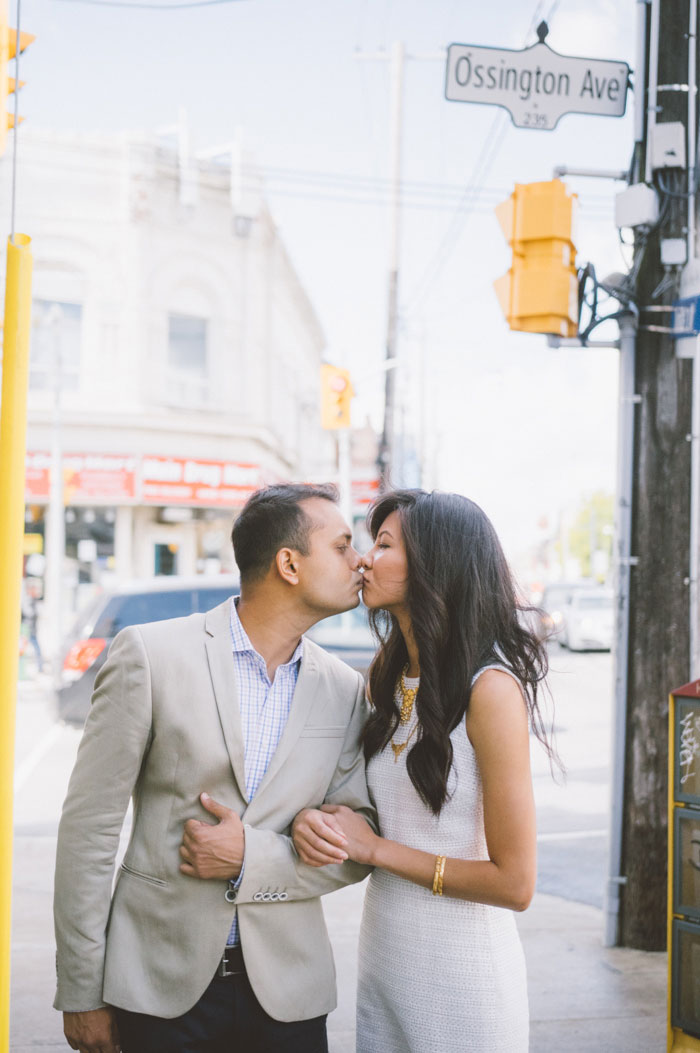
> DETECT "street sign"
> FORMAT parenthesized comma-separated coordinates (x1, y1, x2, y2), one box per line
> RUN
(445, 27, 629, 131)
(672, 295, 700, 338)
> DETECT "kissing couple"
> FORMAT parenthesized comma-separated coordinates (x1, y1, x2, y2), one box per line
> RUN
(55, 482, 554, 1053)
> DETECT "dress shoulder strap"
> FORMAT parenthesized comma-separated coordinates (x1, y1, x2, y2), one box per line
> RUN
(470, 663, 523, 693)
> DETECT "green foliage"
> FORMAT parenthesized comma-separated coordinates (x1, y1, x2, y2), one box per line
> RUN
(568, 491, 614, 582)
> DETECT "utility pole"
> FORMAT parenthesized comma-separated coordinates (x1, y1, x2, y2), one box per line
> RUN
(356, 43, 444, 489)
(376, 41, 405, 490)
(618, 0, 697, 951)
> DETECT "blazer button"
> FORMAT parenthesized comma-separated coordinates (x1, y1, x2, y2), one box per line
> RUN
(278, 892, 289, 901)
(253, 892, 263, 902)
(269, 892, 279, 902)
(225, 887, 237, 903)
(262, 892, 272, 902)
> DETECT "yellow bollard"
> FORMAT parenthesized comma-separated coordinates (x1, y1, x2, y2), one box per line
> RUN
(0, 233, 33, 1053)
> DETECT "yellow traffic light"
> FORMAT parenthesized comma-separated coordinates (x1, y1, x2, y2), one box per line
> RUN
(320, 363, 353, 430)
(494, 179, 579, 338)
(0, 0, 35, 158)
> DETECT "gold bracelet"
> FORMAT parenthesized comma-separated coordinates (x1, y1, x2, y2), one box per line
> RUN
(437, 855, 446, 896)
(432, 854, 446, 896)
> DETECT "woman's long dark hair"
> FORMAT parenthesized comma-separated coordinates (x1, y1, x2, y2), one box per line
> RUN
(363, 489, 557, 815)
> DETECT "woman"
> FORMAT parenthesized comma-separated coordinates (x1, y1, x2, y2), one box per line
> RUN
(293, 489, 558, 1053)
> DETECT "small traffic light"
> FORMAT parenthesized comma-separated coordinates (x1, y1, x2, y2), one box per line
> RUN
(0, 0, 35, 158)
(494, 179, 579, 338)
(320, 364, 353, 430)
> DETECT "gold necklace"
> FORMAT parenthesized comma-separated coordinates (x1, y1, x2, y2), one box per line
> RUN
(390, 721, 419, 763)
(391, 670, 420, 762)
(398, 669, 418, 724)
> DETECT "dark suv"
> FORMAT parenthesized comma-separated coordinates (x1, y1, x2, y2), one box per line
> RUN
(56, 576, 239, 725)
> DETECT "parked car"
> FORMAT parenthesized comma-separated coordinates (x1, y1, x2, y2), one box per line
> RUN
(535, 582, 595, 642)
(306, 604, 376, 677)
(56, 576, 239, 725)
(560, 587, 614, 652)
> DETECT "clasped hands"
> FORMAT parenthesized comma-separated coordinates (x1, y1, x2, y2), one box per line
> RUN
(179, 791, 245, 880)
(292, 803, 378, 867)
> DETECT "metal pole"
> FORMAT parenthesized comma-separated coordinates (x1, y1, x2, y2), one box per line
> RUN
(604, 312, 638, 947)
(687, 0, 699, 679)
(336, 428, 352, 528)
(43, 305, 65, 665)
(645, 0, 660, 185)
(377, 40, 405, 490)
(691, 339, 700, 679)
(634, 1, 651, 149)
(0, 232, 33, 1053)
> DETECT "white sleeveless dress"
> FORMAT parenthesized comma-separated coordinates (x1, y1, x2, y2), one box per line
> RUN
(356, 667, 529, 1053)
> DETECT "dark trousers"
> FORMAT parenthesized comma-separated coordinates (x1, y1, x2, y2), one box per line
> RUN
(115, 970, 328, 1053)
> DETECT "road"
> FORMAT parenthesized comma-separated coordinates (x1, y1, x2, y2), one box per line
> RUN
(10, 643, 614, 1051)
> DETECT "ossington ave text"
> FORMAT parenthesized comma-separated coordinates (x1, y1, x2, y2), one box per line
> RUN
(454, 56, 622, 104)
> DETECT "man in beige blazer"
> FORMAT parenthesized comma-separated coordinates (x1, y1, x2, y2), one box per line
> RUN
(54, 483, 375, 1053)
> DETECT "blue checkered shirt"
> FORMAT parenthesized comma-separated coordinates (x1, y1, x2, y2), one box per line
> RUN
(226, 597, 303, 945)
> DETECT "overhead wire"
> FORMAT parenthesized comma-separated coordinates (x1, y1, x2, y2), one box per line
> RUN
(8, 147, 614, 219)
(52, 0, 246, 8)
(401, 1, 562, 319)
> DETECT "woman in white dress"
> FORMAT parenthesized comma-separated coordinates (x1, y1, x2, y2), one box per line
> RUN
(293, 489, 558, 1053)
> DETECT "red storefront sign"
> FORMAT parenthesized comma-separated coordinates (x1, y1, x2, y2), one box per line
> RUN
(25, 452, 136, 502)
(141, 456, 262, 508)
(352, 478, 380, 506)
(25, 451, 51, 500)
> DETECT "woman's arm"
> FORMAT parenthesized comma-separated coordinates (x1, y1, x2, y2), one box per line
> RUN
(313, 669, 537, 912)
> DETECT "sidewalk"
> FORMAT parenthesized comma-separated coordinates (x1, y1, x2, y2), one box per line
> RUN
(10, 832, 666, 1052)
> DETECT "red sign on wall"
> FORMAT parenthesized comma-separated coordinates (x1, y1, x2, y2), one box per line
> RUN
(141, 456, 262, 508)
(25, 451, 51, 500)
(25, 452, 136, 502)
(352, 478, 380, 506)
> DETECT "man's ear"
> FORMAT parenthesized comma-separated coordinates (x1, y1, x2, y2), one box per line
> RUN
(276, 547, 300, 586)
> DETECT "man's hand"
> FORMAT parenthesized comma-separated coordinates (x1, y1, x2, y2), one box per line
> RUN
(179, 792, 245, 880)
(63, 1007, 120, 1053)
(292, 807, 349, 867)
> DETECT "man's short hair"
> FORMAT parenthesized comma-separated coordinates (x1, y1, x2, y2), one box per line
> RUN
(232, 483, 339, 585)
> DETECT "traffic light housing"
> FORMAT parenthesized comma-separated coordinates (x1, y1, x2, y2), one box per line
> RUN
(494, 179, 579, 338)
(320, 364, 353, 429)
(0, 0, 35, 158)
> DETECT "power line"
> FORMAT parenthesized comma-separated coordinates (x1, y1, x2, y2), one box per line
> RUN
(51, 0, 247, 8)
(401, 1, 565, 318)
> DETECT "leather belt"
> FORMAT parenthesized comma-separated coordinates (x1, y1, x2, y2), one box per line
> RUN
(217, 944, 245, 978)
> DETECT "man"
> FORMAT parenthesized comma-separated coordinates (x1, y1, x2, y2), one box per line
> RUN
(54, 483, 374, 1053)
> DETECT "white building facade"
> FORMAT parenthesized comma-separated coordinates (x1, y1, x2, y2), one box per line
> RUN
(1, 128, 330, 612)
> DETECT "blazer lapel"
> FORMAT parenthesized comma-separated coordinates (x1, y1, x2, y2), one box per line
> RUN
(251, 645, 320, 801)
(204, 601, 248, 802)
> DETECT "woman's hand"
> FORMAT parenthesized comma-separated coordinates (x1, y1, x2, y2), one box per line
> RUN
(292, 808, 349, 867)
(320, 804, 379, 866)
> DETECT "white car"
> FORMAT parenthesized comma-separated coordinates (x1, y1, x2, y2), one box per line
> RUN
(560, 588, 614, 652)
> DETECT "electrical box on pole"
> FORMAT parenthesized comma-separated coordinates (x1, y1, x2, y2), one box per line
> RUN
(320, 364, 353, 430)
(494, 178, 579, 338)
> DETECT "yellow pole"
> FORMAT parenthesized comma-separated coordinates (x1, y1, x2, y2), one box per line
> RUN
(0, 232, 33, 1053)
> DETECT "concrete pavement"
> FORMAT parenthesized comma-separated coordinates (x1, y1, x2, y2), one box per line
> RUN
(10, 665, 667, 1051)
(10, 838, 666, 1052)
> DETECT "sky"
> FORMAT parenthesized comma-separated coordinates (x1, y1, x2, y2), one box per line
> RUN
(11, 0, 636, 560)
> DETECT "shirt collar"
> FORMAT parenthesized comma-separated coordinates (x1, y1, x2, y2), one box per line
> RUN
(229, 596, 304, 668)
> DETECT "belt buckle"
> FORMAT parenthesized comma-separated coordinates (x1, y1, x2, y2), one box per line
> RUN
(218, 948, 242, 978)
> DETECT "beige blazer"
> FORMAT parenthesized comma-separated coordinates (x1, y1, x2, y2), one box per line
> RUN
(53, 599, 374, 1022)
